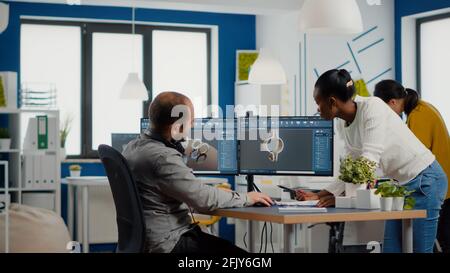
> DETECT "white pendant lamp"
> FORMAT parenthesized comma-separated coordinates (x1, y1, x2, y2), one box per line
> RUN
(300, 0, 363, 34)
(248, 48, 287, 85)
(120, 73, 148, 100)
(0, 1, 9, 34)
(119, 7, 148, 100)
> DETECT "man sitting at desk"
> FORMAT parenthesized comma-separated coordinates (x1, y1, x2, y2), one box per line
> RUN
(123, 91, 273, 253)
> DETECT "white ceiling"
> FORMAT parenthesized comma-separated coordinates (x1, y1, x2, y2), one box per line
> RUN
(9, 0, 305, 15)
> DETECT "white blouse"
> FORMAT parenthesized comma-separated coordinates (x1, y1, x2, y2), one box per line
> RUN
(325, 96, 435, 196)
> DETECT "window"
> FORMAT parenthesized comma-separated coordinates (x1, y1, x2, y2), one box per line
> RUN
(91, 32, 143, 151)
(20, 20, 211, 158)
(417, 13, 450, 128)
(20, 23, 82, 155)
(152, 30, 209, 117)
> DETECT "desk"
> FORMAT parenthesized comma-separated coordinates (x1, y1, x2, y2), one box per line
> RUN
(207, 207, 426, 253)
(63, 176, 109, 253)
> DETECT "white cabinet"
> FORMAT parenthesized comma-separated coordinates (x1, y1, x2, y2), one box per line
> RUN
(0, 108, 61, 215)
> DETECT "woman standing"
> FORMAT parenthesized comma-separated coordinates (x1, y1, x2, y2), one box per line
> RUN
(374, 80, 450, 253)
(297, 69, 447, 253)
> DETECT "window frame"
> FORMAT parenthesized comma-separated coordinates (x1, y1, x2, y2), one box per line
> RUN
(416, 12, 450, 93)
(20, 19, 212, 158)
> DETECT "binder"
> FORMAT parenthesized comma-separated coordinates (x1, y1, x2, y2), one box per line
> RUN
(33, 154, 41, 189)
(47, 117, 57, 150)
(23, 117, 37, 151)
(37, 116, 48, 150)
(22, 155, 34, 189)
(41, 154, 56, 189)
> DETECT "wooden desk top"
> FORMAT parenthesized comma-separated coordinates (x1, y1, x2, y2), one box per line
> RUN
(206, 207, 427, 224)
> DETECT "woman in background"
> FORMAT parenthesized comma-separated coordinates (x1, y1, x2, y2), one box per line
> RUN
(297, 69, 447, 253)
(374, 80, 450, 253)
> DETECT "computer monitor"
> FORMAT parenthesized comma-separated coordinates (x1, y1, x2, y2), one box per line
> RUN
(111, 133, 139, 153)
(238, 116, 333, 176)
(186, 118, 238, 175)
(139, 117, 238, 175)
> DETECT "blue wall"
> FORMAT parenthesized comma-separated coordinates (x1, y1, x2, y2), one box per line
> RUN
(0, 1, 256, 248)
(395, 0, 450, 81)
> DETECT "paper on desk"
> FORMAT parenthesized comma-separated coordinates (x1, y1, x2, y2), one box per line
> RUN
(275, 200, 319, 206)
(278, 207, 327, 213)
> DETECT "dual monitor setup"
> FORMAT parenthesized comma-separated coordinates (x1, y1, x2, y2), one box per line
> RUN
(112, 116, 334, 178)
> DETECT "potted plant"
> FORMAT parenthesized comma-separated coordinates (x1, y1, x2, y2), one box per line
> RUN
(69, 164, 82, 177)
(0, 128, 11, 150)
(374, 181, 396, 211)
(392, 185, 415, 211)
(375, 181, 416, 211)
(339, 155, 378, 197)
(60, 114, 73, 162)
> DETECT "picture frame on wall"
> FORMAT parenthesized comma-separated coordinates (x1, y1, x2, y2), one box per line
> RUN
(236, 50, 259, 84)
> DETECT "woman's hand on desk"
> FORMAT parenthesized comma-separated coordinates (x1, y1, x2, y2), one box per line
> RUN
(247, 192, 274, 207)
(295, 190, 319, 201)
(317, 195, 335, 208)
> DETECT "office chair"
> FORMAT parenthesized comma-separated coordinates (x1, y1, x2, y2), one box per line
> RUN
(98, 144, 146, 253)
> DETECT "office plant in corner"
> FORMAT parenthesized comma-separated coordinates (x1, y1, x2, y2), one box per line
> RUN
(59, 114, 72, 161)
(0, 128, 11, 150)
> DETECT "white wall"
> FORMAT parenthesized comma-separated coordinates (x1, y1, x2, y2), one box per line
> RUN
(256, 0, 395, 116)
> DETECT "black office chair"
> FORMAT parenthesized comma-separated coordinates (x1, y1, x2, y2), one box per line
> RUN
(98, 144, 146, 253)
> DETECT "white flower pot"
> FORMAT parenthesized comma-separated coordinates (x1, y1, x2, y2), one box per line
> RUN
(60, 147, 67, 162)
(356, 189, 380, 209)
(70, 170, 81, 177)
(336, 196, 356, 209)
(345, 183, 367, 197)
(380, 197, 393, 211)
(392, 197, 405, 211)
(0, 138, 11, 150)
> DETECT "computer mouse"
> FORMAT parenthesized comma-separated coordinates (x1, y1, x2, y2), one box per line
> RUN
(253, 202, 272, 207)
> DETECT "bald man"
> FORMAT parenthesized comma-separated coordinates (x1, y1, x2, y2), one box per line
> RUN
(123, 92, 273, 253)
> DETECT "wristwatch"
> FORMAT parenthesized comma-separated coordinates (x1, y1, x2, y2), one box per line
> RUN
(260, 130, 284, 162)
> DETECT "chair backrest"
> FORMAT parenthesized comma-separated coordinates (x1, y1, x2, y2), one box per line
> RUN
(98, 144, 146, 253)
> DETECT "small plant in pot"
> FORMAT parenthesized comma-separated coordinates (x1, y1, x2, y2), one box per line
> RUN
(69, 164, 82, 177)
(374, 181, 396, 211)
(392, 185, 415, 211)
(0, 128, 11, 150)
(339, 155, 378, 197)
(375, 181, 416, 211)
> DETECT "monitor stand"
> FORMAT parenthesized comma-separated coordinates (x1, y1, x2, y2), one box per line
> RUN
(246, 174, 259, 192)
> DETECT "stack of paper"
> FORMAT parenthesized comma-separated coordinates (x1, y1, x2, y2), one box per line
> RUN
(275, 200, 327, 213)
(275, 200, 319, 206)
(277, 207, 327, 213)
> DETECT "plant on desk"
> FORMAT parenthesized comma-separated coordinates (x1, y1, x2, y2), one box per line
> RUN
(69, 164, 82, 177)
(339, 155, 378, 197)
(375, 181, 415, 211)
(0, 127, 11, 150)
